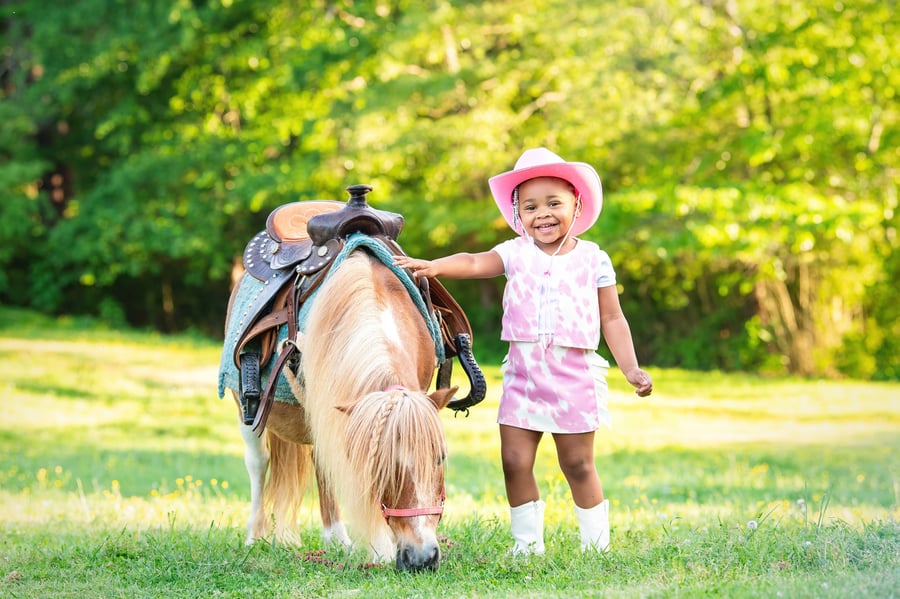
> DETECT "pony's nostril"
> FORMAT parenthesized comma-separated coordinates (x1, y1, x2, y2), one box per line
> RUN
(426, 546, 440, 569)
(398, 547, 412, 568)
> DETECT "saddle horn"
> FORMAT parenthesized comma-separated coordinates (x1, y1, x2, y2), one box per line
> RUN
(306, 184, 404, 244)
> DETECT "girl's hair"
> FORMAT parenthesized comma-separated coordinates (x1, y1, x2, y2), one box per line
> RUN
(511, 186, 522, 234)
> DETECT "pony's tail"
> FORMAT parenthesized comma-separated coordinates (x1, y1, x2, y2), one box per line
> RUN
(265, 431, 313, 546)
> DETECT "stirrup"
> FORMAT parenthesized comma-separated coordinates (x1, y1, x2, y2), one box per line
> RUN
(239, 352, 261, 425)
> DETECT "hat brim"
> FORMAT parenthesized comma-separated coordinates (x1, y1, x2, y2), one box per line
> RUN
(489, 162, 602, 236)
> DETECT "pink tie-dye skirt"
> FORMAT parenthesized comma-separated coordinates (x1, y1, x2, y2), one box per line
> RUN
(498, 341, 611, 434)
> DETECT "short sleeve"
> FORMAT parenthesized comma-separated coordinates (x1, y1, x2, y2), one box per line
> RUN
(596, 249, 616, 288)
(491, 238, 518, 273)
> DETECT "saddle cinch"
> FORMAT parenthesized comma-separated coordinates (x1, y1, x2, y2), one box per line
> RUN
(231, 184, 487, 433)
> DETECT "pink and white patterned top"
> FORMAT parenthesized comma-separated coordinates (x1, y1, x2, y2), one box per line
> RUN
(492, 236, 616, 349)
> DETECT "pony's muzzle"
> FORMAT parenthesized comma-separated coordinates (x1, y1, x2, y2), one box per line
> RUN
(396, 543, 440, 572)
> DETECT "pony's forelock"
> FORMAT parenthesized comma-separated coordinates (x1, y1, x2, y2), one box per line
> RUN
(344, 389, 446, 507)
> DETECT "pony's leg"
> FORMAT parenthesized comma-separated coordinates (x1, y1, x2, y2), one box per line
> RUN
(315, 459, 351, 547)
(370, 529, 397, 564)
(239, 420, 270, 545)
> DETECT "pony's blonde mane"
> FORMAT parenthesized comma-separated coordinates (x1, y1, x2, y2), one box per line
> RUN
(344, 388, 446, 540)
(303, 252, 401, 405)
(299, 250, 444, 552)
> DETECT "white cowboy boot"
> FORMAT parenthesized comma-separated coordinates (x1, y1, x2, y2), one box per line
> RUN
(574, 499, 610, 552)
(510, 500, 546, 555)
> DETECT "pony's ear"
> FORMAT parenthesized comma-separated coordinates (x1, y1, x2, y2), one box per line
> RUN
(428, 386, 458, 411)
(335, 402, 356, 414)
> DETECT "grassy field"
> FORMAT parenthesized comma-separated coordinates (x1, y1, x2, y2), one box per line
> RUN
(1, 307, 898, 598)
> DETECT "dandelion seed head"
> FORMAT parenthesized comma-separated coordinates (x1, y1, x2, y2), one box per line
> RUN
(747, 520, 758, 530)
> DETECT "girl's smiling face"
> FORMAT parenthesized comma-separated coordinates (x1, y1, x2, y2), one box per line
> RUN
(516, 176, 580, 252)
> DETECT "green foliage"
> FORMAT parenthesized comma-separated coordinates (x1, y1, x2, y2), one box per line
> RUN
(0, 0, 896, 377)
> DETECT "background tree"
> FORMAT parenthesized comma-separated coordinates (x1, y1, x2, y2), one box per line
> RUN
(1, 0, 896, 378)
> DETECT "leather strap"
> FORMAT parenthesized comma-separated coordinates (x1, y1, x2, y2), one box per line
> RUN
(381, 487, 445, 520)
(233, 283, 292, 368)
(251, 341, 296, 433)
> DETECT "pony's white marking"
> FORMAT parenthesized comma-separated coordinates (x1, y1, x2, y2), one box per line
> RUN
(379, 307, 402, 346)
(409, 486, 441, 544)
(323, 522, 352, 547)
(239, 421, 269, 545)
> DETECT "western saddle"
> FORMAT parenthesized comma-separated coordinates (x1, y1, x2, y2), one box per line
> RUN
(231, 184, 486, 433)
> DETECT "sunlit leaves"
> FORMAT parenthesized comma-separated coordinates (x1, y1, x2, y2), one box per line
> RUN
(0, 0, 895, 373)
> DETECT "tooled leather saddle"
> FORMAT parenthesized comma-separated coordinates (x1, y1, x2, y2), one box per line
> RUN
(231, 184, 486, 433)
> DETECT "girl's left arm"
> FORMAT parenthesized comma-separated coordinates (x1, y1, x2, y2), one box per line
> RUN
(598, 285, 653, 396)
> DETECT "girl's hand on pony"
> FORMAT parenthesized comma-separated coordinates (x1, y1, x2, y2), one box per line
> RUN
(626, 368, 653, 397)
(393, 256, 436, 278)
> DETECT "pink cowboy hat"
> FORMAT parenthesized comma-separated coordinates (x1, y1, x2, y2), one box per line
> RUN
(488, 147, 603, 236)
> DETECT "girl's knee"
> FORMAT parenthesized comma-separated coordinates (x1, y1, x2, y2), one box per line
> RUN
(559, 456, 596, 481)
(501, 450, 535, 475)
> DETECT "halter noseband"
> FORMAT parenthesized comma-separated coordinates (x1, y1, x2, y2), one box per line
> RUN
(381, 487, 446, 520)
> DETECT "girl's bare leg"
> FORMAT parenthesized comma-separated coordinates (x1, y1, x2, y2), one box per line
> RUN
(552, 431, 604, 508)
(499, 424, 543, 506)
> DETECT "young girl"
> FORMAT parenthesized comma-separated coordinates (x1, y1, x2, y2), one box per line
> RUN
(393, 147, 652, 554)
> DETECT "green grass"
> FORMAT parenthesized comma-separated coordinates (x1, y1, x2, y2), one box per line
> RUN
(1, 306, 897, 598)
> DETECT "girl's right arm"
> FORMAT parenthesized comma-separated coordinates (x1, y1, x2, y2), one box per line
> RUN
(393, 250, 505, 280)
